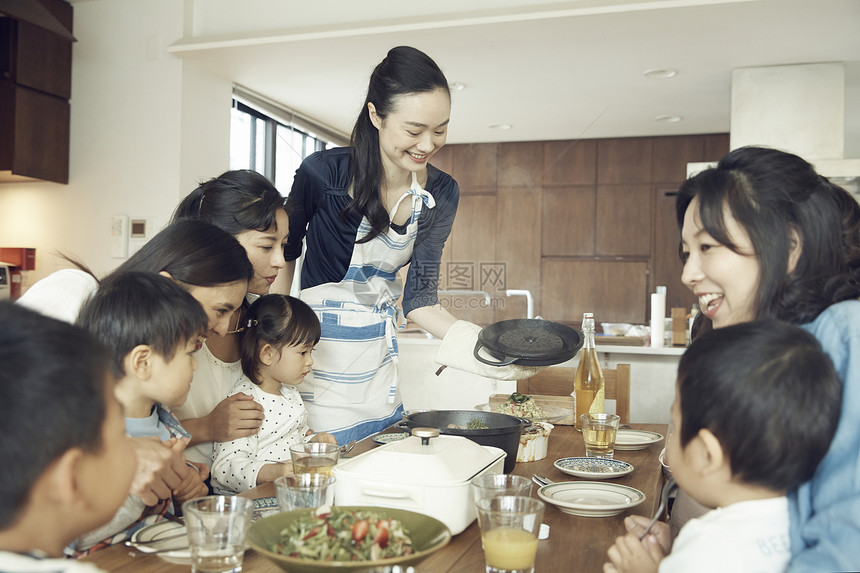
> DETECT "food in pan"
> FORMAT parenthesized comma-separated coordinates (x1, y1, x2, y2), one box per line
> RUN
(495, 393, 547, 418)
(447, 418, 490, 430)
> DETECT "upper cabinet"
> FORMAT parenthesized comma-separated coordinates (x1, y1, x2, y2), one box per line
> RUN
(0, 0, 74, 184)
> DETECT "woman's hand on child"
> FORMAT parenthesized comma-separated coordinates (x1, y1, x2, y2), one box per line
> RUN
(172, 460, 210, 505)
(623, 515, 672, 553)
(208, 393, 264, 442)
(604, 532, 665, 573)
(129, 437, 188, 505)
(310, 432, 338, 445)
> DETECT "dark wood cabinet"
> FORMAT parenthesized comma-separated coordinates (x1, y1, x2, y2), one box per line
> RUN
(542, 259, 648, 324)
(451, 143, 498, 192)
(437, 133, 729, 325)
(542, 186, 595, 257)
(496, 185, 541, 321)
(653, 186, 697, 311)
(543, 140, 597, 186)
(597, 138, 652, 184)
(595, 184, 652, 257)
(0, 3, 73, 184)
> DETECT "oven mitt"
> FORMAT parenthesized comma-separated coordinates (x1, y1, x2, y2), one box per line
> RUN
(434, 320, 546, 380)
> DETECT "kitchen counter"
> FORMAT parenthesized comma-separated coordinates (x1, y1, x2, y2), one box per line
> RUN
(595, 343, 686, 356)
(398, 335, 684, 424)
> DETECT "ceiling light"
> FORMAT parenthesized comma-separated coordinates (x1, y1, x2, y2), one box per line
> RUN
(644, 68, 678, 79)
(449, 82, 466, 91)
(489, 123, 512, 130)
(655, 114, 683, 123)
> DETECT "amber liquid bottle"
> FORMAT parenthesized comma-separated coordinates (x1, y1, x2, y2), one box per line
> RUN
(573, 312, 605, 429)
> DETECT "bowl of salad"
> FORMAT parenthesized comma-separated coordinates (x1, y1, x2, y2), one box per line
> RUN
(247, 505, 451, 572)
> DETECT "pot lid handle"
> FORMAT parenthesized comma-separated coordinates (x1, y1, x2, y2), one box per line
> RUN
(411, 427, 440, 446)
(473, 341, 517, 366)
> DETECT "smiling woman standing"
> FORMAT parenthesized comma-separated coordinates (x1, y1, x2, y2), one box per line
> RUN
(284, 46, 536, 443)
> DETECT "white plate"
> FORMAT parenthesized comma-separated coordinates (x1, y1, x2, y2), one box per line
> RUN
(614, 429, 664, 451)
(474, 403, 572, 423)
(554, 457, 634, 480)
(371, 431, 410, 444)
(130, 520, 189, 564)
(538, 481, 646, 517)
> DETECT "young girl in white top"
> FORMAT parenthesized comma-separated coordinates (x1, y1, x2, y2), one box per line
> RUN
(211, 295, 337, 493)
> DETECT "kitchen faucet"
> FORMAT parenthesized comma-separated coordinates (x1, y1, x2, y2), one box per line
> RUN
(505, 289, 534, 319)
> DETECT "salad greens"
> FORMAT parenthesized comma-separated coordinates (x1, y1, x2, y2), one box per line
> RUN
(270, 507, 414, 562)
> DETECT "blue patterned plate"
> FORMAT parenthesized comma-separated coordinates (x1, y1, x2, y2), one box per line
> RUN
(554, 457, 634, 480)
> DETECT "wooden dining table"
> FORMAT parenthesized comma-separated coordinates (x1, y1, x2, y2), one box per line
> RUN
(83, 422, 668, 572)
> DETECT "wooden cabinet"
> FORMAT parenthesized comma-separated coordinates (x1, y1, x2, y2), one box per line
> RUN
(595, 184, 651, 257)
(496, 185, 541, 321)
(451, 143, 498, 191)
(653, 186, 697, 311)
(437, 133, 728, 326)
(543, 140, 596, 186)
(0, 5, 73, 184)
(541, 259, 648, 324)
(542, 186, 595, 257)
(597, 138, 652, 184)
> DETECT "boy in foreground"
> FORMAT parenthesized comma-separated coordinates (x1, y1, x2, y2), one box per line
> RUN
(0, 302, 136, 572)
(73, 272, 210, 552)
(605, 320, 841, 573)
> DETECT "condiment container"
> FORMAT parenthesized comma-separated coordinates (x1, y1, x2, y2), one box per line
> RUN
(333, 431, 505, 534)
(516, 422, 553, 462)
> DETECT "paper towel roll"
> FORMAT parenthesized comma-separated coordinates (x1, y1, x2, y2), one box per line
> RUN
(650, 287, 666, 347)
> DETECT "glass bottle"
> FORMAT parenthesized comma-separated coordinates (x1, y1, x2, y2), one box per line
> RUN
(573, 312, 605, 429)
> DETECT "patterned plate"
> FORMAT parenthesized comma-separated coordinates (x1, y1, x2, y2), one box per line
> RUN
(371, 431, 410, 445)
(554, 457, 634, 480)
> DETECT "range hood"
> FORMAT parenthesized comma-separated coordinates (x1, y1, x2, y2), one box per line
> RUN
(688, 63, 860, 196)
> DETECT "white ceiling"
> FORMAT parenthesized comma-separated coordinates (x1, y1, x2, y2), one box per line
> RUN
(168, 0, 860, 146)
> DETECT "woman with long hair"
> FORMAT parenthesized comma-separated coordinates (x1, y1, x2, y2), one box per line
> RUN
(283, 46, 537, 443)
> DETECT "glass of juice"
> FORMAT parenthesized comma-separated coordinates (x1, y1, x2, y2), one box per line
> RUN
(476, 495, 545, 573)
(580, 413, 621, 459)
(289, 442, 340, 476)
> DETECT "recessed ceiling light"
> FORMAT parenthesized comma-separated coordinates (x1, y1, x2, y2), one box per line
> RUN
(489, 123, 512, 130)
(449, 82, 466, 91)
(644, 68, 678, 79)
(655, 114, 683, 123)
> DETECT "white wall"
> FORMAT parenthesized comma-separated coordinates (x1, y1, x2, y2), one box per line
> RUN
(0, 0, 232, 286)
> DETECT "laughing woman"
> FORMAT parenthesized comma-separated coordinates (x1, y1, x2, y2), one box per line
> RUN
(283, 46, 537, 443)
(620, 146, 860, 573)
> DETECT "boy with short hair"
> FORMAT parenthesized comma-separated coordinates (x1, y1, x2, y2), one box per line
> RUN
(604, 320, 842, 573)
(72, 272, 210, 552)
(0, 302, 135, 572)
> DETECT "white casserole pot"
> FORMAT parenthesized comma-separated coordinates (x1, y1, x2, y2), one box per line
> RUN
(333, 430, 506, 534)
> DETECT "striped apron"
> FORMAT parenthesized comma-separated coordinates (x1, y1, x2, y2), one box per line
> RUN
(298, 173, 435, 443)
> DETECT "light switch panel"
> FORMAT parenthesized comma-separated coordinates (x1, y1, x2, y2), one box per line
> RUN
(110, 214, 129, 259)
